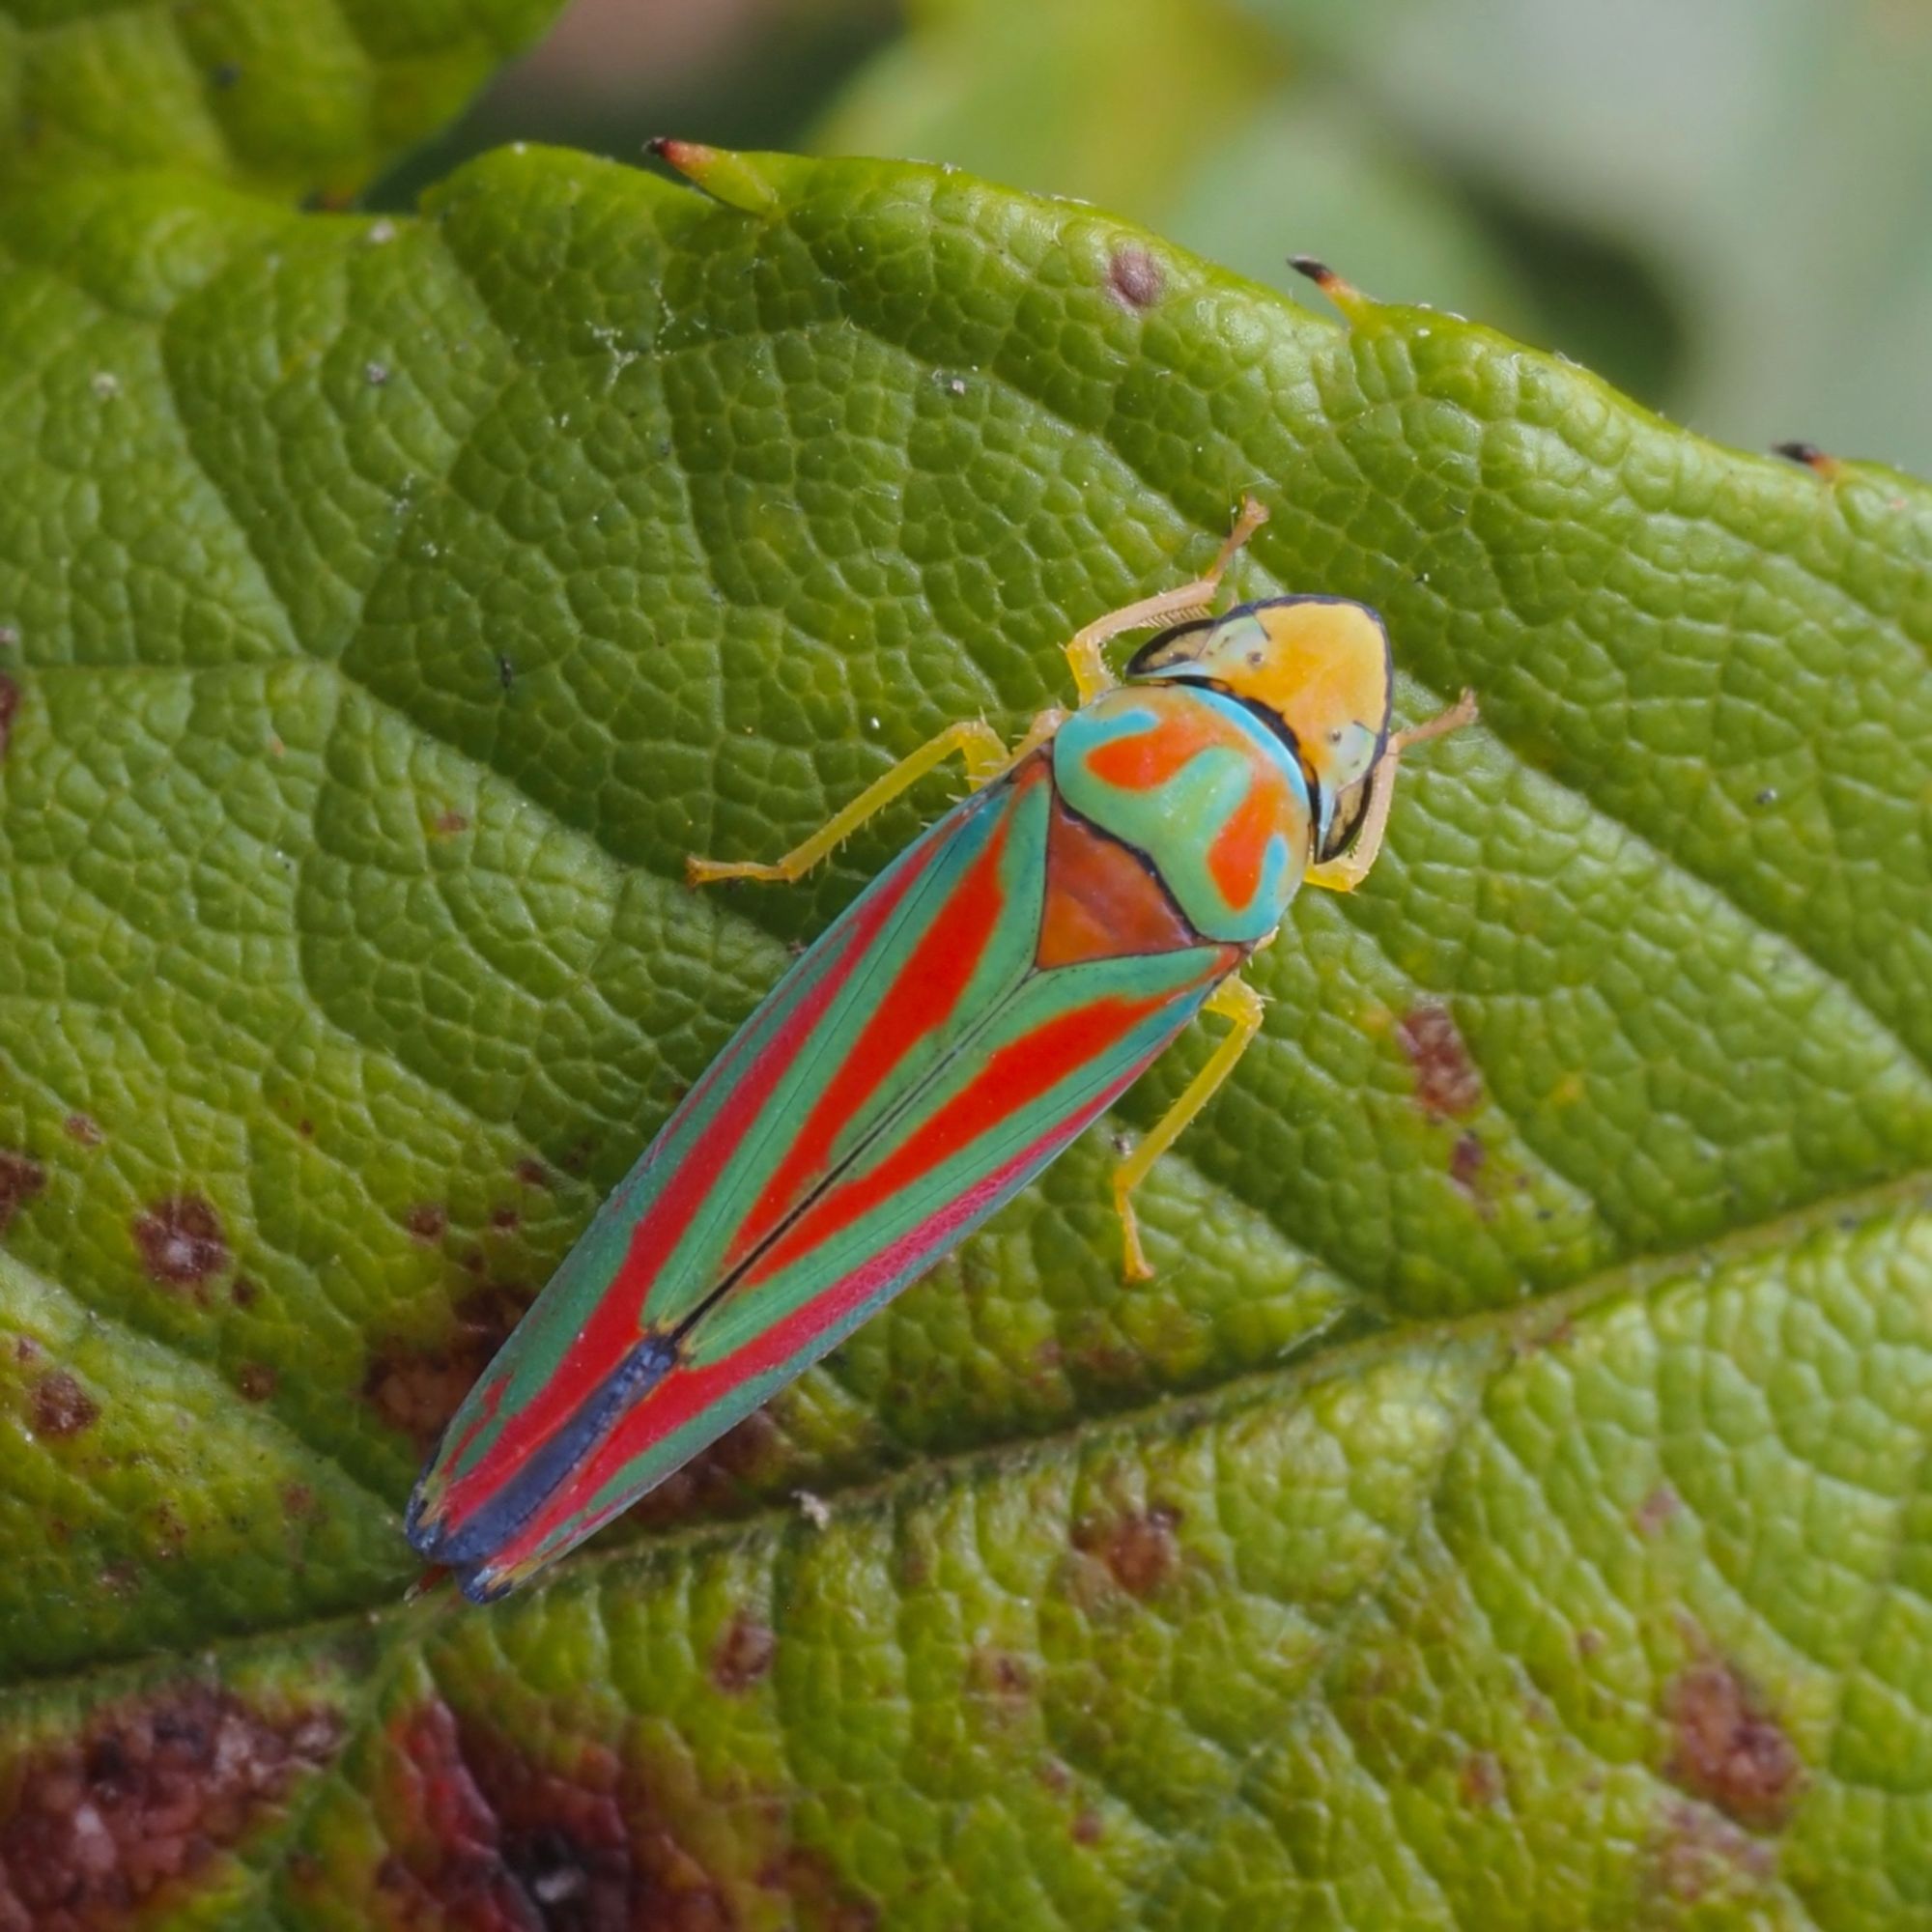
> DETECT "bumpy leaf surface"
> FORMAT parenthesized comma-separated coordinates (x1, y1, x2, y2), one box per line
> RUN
(0, 142, 1929, 1928)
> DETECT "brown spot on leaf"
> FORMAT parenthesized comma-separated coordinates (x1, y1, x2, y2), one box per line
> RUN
(968, 1650, 1031, 1698)
(628, 1407, 786, 1530)
(1635, 1485, 1683, 1537)
(757, 1848, 880, 1931)
(404, 1203, 446, 1244)
(491, 1208, 521, 1233)
(14, 1336, 41, 1364)
(0, 1151, 45, 1235)
(98, 1559, 140, 1598)
(1107, 245, 1164, 309)
(229, 1277, 260, 1309)
(1663, 1660, 1804, 1831)
(0, 672, 19, 761)
(1071, 1810, 1104, 1846)
(282, 1483, 321, 1524)
(31, 1369, 99, 1438)
(515, 1158, 551, 1189)
(381, 1697, 735, 1932)
(0, 1686, 341, 1928)
(430, 809, 469, 838)
(361, 1288, 526, 1454)
(1073, 1502, 1183, 1597)
(1458, 1750, 1505, 1808)
(1450, 1128, 1487, 1195)
(236, 1362, 276, 1402)
(711, 1613, 776, 1694)
(62, 1114, 102, 1147)
(131, 1196, 229, 1291)
(1644, 1798, 1777, 1907)
(1396, 1003, 1482, 1117)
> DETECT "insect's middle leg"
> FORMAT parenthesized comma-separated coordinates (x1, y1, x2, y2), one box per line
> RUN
(687, 718, 1012, 886)
(1062, 496, 1271, 703)
(1113, 973, 1266, 1282)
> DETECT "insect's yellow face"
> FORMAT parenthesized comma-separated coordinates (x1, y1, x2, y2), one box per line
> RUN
(1126, 597, 1394, 819)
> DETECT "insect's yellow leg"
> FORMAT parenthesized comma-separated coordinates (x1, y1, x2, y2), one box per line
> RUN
(1113, 973, 1266, 1282)
(1062, 496, 1271, 703)
(1304, 689, 1479, 894)
(687, 719, 1010, 886)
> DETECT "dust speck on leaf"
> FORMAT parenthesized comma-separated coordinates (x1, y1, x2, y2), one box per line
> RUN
(131, 1196, 229, 1292)
(1073, 1502, 1183, 1597)
(31, 1368, 99, 1438)
(1107, 245, 1164, 309)
(0, 1149, 45, 1233)
(1396, 1003, 1483, 1117)
(711, 1611, 776, 1693)
(0, 1686, 341, 1927)
(1663, 1659, 1804, 1830)
(364, 360, 389, 386)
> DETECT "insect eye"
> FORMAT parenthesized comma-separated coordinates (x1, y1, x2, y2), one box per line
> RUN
(1318, 773, 1376, 863)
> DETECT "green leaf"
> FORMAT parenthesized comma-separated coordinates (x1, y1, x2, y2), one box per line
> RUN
(0, 0, 565, 201)
(1, 141, 1929, 1927)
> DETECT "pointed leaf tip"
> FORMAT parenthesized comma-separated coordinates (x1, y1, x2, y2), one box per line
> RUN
(647, 138, 781, 214)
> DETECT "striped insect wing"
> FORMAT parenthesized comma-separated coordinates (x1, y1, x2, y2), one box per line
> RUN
(408, 753, 1236, 1600)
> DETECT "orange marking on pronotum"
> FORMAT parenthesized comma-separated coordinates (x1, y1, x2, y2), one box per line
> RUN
(1084, 711, 1220, 792)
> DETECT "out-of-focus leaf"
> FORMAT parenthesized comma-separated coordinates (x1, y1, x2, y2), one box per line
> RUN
(812, 0, 1286, 224)
(1250, 0, 1932, 469)
(0, 0, 566, 201)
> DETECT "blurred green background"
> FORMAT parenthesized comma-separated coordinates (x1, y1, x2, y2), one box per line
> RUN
(378, 0, 1932, 478)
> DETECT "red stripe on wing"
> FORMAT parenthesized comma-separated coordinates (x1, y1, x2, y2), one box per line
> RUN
(723, 771, 1027, 1266)
(423, 823, 948, 1528)
(743, 990, 1169, 1287)
(476, 1054, 1158, 1586)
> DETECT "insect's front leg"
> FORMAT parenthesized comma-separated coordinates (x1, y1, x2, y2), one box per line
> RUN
(687, 718, 1013, 886)
(1113, 972, 1267, 1282)
(1304, 690, 1479, 894)
(1061, 496, 1271, 703)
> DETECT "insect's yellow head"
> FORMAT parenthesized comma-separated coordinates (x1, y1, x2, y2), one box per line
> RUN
(1125, 597, 1394, 854)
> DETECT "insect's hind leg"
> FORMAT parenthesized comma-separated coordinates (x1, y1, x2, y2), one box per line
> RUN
(687, 719, 1014, 887)
(1113, 973, 1266, 1282)
(1062, 496, 1271, 703)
